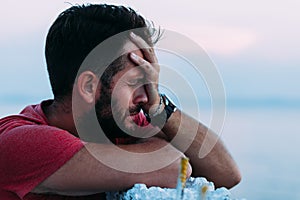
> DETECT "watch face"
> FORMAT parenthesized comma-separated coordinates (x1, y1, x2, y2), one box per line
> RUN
(145, 94, 177, 127)
(160, 94, 176, 121)
(162, 94, 176, 110)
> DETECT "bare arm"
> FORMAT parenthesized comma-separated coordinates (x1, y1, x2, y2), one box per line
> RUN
(162, 110, 241, 188)
(32, 137, 191, 195)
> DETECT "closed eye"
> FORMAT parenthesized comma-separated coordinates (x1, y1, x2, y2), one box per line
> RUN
(127, 78, 143, 86)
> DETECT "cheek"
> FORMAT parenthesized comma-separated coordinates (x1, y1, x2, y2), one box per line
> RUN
(112, 86, 134, 107)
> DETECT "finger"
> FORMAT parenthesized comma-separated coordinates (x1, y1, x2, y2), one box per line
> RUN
(144, 83, 159, 105)
(129, 52, 148, 69)
(129, 32, 157, 63)
(129, 52, 159, 80)
(130, 53, 159, 104)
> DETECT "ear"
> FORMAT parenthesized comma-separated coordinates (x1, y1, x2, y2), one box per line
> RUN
(76, 71, 99, 104)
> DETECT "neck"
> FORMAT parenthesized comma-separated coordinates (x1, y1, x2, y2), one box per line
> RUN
(43, 99, 78, 136)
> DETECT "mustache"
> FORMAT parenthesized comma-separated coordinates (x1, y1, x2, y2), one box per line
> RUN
(129, 105, 142, 115)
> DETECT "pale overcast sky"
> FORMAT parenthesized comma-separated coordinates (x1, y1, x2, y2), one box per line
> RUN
(0, 0, 299, 115)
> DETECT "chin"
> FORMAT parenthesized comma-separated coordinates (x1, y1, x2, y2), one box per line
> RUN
(122, 116, 138, 133)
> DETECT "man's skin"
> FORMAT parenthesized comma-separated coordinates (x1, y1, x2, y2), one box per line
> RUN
(32, 32, 241, 195)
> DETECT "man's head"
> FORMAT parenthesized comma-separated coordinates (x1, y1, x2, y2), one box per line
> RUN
(79, 41, 151, 140)
(45, 4, 160, 138)
(45, 3, 156, 100)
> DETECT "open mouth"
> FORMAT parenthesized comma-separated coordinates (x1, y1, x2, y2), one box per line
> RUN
(129, 108, 142, 123)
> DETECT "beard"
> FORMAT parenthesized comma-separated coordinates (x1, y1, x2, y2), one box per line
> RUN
(77, 85, 142, 143)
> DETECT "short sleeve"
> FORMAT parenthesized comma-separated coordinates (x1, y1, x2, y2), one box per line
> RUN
(0, 125, 84, 199)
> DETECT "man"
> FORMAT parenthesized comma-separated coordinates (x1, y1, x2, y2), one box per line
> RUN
(0, 4, 241, 200)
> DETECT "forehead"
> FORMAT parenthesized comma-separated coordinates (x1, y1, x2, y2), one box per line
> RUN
(120, 40, 144, 73)
(121, 40, 144, 60)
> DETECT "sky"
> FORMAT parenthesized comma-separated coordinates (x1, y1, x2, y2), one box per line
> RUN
(0, 0, 299, 116)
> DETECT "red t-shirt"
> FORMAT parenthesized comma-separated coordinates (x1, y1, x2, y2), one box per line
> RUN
(0, 101, 148, 200)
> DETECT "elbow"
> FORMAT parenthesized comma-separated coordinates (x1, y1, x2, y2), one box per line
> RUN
(231, 174, 242, 189)
(213, 167, 242, 189)
(223, 159, 242, 189)
(234, 169, 242, 185)
(225, 168, 242, 189)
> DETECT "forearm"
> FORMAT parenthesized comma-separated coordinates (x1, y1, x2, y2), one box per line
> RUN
(33, 138, 187, 195)
(162, 109, 241, 188)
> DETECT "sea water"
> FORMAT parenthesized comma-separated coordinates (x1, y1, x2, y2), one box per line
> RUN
(221, 107, 300, 200)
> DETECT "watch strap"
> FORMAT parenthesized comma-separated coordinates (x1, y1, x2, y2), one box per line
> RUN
(145, 94, 177, 127)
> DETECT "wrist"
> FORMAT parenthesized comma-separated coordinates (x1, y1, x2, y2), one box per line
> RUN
(145, 94, 177, 127)
(161, 94, 177, 120)
(144, 94, 164, 123)
(149, 94, 165, 117)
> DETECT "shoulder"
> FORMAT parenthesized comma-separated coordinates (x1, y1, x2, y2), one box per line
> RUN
(0, 100, 84, 156)
(0, 101, 85, 198)
(0, 102, 48, 133)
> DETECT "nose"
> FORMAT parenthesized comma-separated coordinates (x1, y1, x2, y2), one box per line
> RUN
(132, 86, 148, 105)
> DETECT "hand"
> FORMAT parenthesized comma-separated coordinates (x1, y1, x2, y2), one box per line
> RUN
(129, 32, 161, 115)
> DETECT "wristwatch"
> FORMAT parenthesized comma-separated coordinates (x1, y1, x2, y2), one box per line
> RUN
(145, 93, 177, 127)
(161, 94, 177, 120)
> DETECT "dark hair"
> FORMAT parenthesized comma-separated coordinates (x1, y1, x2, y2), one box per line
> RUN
(45, 4, 160, 100)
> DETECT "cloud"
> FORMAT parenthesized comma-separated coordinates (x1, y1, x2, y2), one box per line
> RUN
(186, 25, 257, 56)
